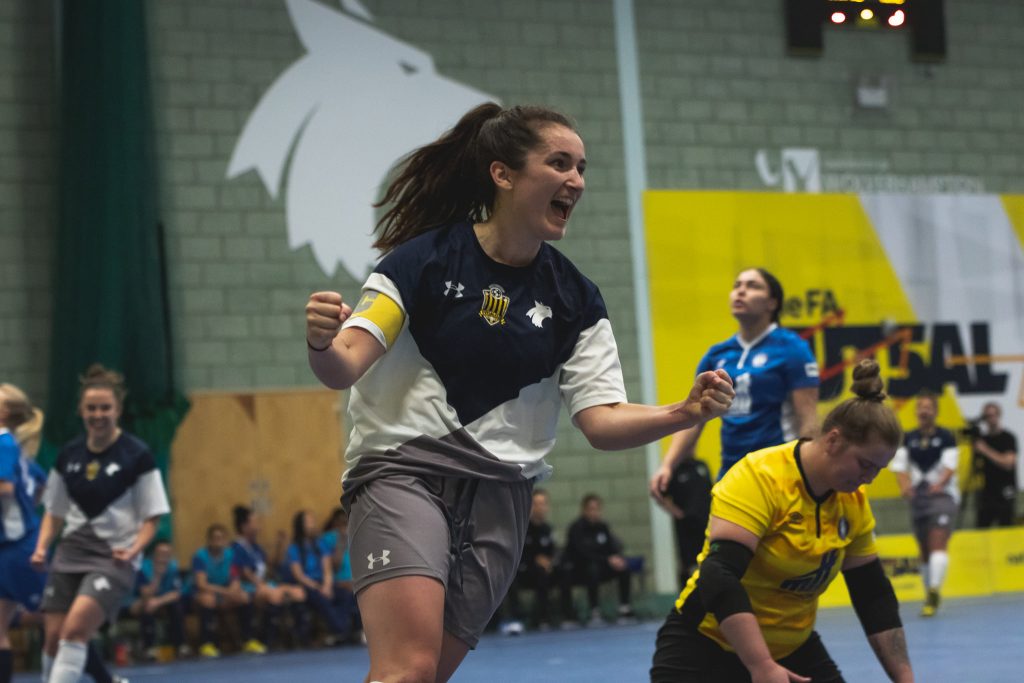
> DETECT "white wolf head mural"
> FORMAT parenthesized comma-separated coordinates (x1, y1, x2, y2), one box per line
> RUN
(227, 0, 496, 279)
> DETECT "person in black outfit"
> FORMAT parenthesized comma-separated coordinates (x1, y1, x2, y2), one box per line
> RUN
(503, 489, 559, 632)
(974, 402, 1019, 528)
(560, 493, 635, 626)
(661, 456, 712, 587)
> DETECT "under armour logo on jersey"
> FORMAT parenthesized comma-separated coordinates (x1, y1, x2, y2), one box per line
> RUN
(93, 576, 112, 592)
(526, 301, 553, 328)
(443, 280, 464, 298)
(105, 462, 121, 476)
(67, 462, 83, 473)
(367, 550, 391, 570)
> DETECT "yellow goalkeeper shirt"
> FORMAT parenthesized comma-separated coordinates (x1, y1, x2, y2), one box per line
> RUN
(674, 440, 878, 659)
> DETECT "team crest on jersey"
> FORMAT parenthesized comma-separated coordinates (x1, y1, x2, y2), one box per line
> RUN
(752, 353, 768, 368)
(479, 284, 510, 326)
(85, 460, 100, 481)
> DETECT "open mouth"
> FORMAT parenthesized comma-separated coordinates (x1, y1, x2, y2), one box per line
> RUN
(551, 197, 575, 221)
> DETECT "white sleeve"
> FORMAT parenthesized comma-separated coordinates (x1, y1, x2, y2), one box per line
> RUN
(939, 446, 960, 472)
(889, 446, 909, 473)
(560, 318, 628, 417)
(133, 469, 171, 521)
(43, 469, 70, 518)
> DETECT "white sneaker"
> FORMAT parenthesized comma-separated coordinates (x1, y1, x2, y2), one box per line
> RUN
(500, 620, 525, 636)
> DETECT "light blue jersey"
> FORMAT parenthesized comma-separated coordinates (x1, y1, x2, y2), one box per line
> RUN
(697, 325, 819, 476)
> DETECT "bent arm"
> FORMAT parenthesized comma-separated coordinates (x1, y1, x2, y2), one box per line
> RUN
(308, 327, 386, 390)
(574, 370, 733, 451)
(975, 440, 1017, 471)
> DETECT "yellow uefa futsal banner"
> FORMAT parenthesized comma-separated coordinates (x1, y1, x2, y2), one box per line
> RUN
(817, 527, 1024, 607)
(645, 191, 1024, 499)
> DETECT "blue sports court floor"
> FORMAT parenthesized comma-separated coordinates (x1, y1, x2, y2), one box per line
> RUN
(16, 593, 1022, 682)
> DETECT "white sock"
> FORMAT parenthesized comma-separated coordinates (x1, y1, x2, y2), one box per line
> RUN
(40, 652, 54, 682)
(928, 551, 949, 591)
(48, 640, 87, 683)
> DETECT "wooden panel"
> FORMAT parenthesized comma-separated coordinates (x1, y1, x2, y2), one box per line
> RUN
(169, 389, 344, 564)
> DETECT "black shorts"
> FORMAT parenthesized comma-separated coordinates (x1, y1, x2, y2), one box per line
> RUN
(651, 609, 844, 683)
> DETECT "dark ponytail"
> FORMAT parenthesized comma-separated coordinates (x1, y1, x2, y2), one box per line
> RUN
(373, 102, 576, 253)
(754, 268, 784, 323)
(821, 359, 902, 447)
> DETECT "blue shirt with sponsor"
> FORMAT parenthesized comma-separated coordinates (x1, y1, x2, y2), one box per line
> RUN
(697, 325, 819, 475)
(285, 539, 324, 583)
(318, 530, 352, 582)
(191, 546, 236, 587)
(0, 429, 39, 544)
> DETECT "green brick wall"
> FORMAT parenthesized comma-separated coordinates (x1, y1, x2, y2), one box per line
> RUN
(2, 0, 1023, 580)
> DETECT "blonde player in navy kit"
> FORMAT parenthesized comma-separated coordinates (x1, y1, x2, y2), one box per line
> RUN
(305, 103, 735, 683)
(31, 365, 169, 683)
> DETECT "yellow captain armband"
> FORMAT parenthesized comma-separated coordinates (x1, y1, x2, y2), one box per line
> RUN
(348, 290, 405, 350)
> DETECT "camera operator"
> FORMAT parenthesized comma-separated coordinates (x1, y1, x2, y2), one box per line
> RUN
(973, 402, 1019, 528)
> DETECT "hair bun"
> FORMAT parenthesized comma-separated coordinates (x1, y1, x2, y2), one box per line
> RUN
(850, 359, 886, 402)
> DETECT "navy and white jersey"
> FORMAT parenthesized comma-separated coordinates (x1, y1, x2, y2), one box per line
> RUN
(697, 324, 819, 473)
(0, 428, 39, 544)
(231, 537, 269, 582)
(44, 432, 170, 575)
(890, 427, 960, 503)
(341, 222, 627, 489)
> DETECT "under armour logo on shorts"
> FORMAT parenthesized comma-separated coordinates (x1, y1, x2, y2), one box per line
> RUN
(93, 576, 112, 592)
(367, 550, 391, 570)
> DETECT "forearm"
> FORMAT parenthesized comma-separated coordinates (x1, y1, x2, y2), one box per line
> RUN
(575, 401, 701, 451)
(307, 328, 382, 390)
(128, 518, 160, 557)
(867, 627, 914, 682)
(35, 513, 62, 554)
(662, 426, 703, 471)
(978, 443, 1016, 471)
(718, 612, 775, 674)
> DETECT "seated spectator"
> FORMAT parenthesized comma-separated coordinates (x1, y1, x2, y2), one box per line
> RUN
(284, 510, 353, 645)
(130, 540, 188, 660)
(560, 493, 636, 627)
(232, 505, 306, 651)
(503, 489, 561, 633)
(319, 507, 360, 642)
(191, 523, 262, 657)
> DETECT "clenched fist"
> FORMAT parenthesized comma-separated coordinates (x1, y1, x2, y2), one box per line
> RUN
(305, 291, 353, 351)
(687, 369, 735, 421)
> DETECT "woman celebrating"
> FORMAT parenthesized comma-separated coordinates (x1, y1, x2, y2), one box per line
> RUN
(305, 103, 734, 683)
(650, 360, 913, 683)
(31, 365, 170, 683)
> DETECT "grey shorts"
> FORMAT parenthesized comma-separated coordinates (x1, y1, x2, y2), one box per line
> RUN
(41, 570, 134, 622)
(911, 491, 958, 540)
(346, 473, 532, 648)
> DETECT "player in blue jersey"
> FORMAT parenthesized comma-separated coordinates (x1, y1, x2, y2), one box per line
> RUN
(0, 383, 48, 683)
(889, 393, 960, 617)
(304, 103, 735, 683)
(652, 268, 819, 491)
